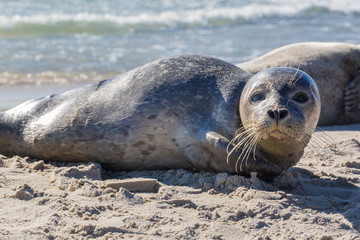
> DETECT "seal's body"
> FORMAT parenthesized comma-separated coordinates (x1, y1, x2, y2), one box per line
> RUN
(0, 56, 320, 179)
(237, 42, 360, 126)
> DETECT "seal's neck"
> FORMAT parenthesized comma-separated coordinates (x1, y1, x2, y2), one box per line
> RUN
(257, 138, 305, 170)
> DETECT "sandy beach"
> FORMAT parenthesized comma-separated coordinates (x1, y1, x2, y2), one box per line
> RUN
(1, 123, 359, 239)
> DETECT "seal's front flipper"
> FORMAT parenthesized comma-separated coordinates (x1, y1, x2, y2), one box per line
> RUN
(344, 74, 360, 114)
(182, 131, 232, 172)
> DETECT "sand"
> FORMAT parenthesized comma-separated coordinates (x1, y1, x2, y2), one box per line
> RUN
(0, 124, 359, 240)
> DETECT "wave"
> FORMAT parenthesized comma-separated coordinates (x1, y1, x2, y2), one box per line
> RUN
(0, 3, 359, 36)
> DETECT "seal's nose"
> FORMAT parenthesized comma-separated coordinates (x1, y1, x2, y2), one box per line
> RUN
(267, 109, 289, 121)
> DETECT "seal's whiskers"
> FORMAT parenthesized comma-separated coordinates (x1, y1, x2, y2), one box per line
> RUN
(227, 134, 253, 164)
(301, 127, 337, 156)
(314, 127, 337, 149)
(227, 125, 252, 156)
(292, 71, 305, 86)
(235, 132, 258, 172)
(242, 133, 260, 171)
(288, 67, 299, 85)
(301, 133, 320, 153)
(226, 125, 254, 161)
(226, 124, 260, 173)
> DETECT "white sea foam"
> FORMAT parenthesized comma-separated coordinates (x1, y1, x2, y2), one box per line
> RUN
(0, 1, 358, 30)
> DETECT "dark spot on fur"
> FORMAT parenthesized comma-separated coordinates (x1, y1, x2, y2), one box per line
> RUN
(153, 127, 157, 130)
(141, 150, 150, 156)
(147, 114, 157, 119)
(147, 146, 156, 151)
(171, 138, 176, 142)
(147, 134, 154, 141)
(132, 141, 146, 147)
(173, 112, 179, 117)
(112, 148, 125, 157)
(175, 144, 179, 147)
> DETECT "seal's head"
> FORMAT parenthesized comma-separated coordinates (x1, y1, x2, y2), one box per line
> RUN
(233, 67, 320, 176)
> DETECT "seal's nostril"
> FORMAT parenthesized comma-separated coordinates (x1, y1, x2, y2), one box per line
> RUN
(267, 110, 275, 119)
(279, 109, 288, 119)
(268, 109, 288, 120)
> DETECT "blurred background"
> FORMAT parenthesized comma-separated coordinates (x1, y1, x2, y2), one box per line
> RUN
(0, 0, 359, 109)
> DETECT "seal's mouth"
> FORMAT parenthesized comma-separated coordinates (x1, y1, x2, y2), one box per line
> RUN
(268, 129, 289, 140)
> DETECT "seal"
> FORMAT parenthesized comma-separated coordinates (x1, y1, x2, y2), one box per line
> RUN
(237, 42, 360, 126)
(0, 55, 320, 180)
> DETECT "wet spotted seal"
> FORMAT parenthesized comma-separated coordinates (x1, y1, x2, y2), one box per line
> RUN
(0, 55, 320, 179)
(237, 42, 360, 126)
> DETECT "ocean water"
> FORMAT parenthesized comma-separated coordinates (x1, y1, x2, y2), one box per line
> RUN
(0, 0, 360, 108)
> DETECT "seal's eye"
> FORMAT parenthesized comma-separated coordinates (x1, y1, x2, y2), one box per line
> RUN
(251, 93, 265, 103)
(293, 93, 309, 103)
